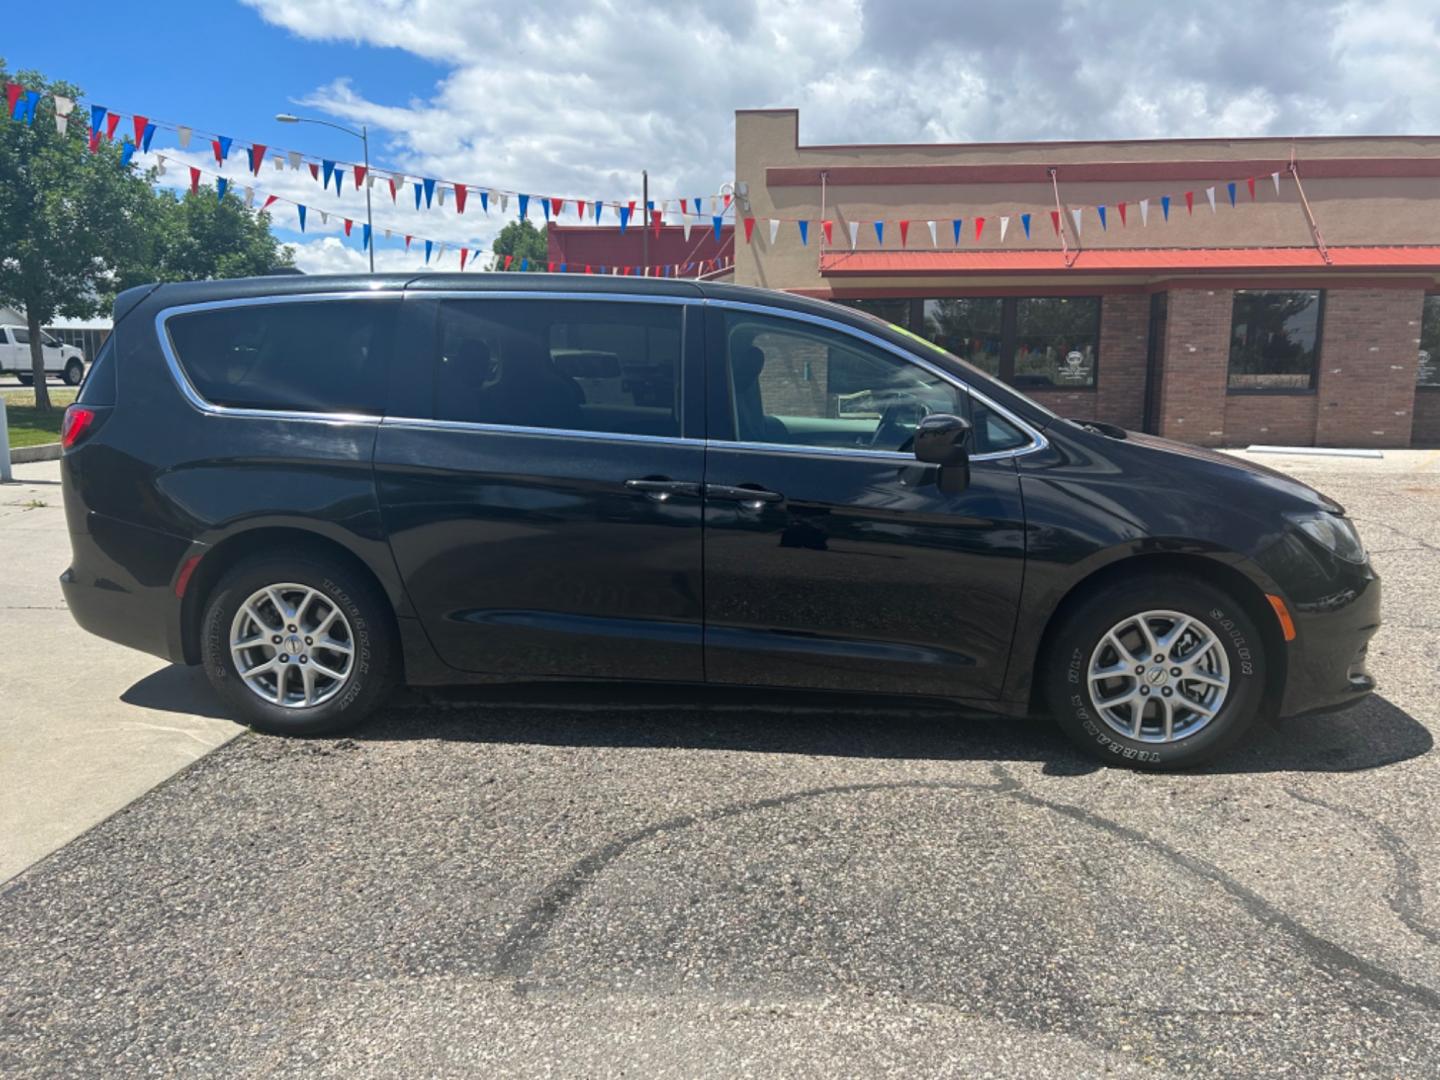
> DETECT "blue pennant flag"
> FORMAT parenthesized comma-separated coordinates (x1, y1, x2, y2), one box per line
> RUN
(1161, 195, 1171, 220)
(1227, 181, 1237, 207)
(423, 177, 436, 208)
(215, 135, 232, 162)
(559, 263, 567, 273)
(1097, 205, 1107, 231)
(333, 167, 345, 196)
(519, 193, 530, 220)
(646, 200, 654, 213)
(479, 190, 489, 213)
(520, 257, 528, 271)
(798, 220, 809, 246)
(141, 122, 156, 152)
(618, 205, 631, 233)
(217, 177, 228, 201)
(712, 215, 723, 241)
(414, 183, 422, 210)
(323, 159, 335, 189)
(542, 197, 551, 222)
(89, 104, 106, 134)
(424, 240, 433, 263)
(362, 224, 371, 250)
(120, 140, 136, 166)
(693, 196, 702, 217)
(594, 200, 603, 223)
(1021, 213, 1031, 239)
(21, 90, 39, 125)
(297, 205, 307, 232)
(953, 219, 963, 244)
(874, 220, 885, 245)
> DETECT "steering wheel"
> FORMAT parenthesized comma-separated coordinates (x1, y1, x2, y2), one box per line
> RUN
(869, 399, 932, 451)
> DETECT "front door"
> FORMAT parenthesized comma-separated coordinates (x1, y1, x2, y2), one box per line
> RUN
(376, 294, 707, 683)
(701, 306, 1028, 700)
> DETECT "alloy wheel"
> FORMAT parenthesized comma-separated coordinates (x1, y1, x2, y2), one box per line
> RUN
(229, 582, 355, 708)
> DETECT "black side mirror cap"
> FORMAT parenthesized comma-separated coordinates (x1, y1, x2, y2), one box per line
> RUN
(913, 413, 972, 466)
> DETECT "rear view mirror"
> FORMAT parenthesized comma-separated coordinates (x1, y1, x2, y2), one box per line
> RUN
(913, 413, 972, 493)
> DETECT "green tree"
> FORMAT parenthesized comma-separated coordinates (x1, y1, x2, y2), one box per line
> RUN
(119, 185, 293, 289)
(489, 218, 548, 269)
(0, 62, 153, 411)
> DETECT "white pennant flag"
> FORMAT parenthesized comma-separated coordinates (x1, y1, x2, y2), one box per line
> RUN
(1205, 186, 1217, 213)
(437, 243, 447, 263)
(288, 151, 302, 171)
(683, 219, 692, 241)
(1139, 198, 1150, 226)
(768, 219, 780, 245)
(177, 125, 192, 149)
(384, 227, 392, 239)
(320, 211, 329, 225)
(711, 195, 719, 214)
(437, 187, 447, 206)
(1000, 216, 1010, 243)
(486, 189, 498, 213)
(1070, 207, 1083, 236)
(848, 221, 860, 249)
(244, 187, 254, 208)
(500, 193, 509, 213)
(1271, 170, 1281, 194)
(927, 220, 938, 247)
(53, 95, 73, 134)
(155, 155, 167, 176)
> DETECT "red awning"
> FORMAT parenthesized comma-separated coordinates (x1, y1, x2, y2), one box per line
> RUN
(818, 246, 1440, 276)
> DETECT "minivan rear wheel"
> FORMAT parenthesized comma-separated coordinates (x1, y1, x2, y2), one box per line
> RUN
(1042, 575, 1268, 770)
(200, 553, 395, 736)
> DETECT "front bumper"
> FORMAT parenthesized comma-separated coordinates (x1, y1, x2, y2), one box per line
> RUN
(1277, 566, 1381, 718)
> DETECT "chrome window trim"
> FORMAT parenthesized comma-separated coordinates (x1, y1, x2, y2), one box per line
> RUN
(414, 289, 702, 305)
(379, 415, 703, 449)
(705, 298, 1049, 461)
(155, 291, 404, 423)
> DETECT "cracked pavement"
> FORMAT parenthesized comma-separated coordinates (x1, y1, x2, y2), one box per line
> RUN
(1, 452, 1438, 1077)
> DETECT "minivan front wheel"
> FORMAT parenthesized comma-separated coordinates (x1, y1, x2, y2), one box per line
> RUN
(200, 553, 395, 735)
(1043, 576, 1268, 770)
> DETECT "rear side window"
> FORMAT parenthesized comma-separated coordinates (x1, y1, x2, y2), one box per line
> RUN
(165, 299, 395, 414)
(77, 332, 116, 405)
(433, 299, 683, 438)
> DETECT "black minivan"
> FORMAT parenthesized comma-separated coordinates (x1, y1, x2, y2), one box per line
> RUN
(59, 274, 1379, 768)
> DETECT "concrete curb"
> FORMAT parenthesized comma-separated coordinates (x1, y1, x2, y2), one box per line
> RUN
(9, 443, 61, 464)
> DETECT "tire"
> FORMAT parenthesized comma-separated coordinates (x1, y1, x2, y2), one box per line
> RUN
(63, 359, 84, 386)
(200, 552, 396, 736)
(1042, 574, 1268, 770)
(16, 373, 33, 386)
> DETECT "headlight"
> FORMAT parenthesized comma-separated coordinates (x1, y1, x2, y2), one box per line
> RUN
(1286, 512, 1367, 564)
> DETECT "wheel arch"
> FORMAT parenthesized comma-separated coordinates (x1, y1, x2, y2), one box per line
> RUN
(1025, 551, 1287, 718)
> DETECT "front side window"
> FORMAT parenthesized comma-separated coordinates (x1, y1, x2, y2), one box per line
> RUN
(435, 299, 683, 438)
(166, 299, 395, 414)
(1228, 290, 1322, 391)
(721, 311, 963, 453)
(1419, 295, 1440, 388)
(11, 327, 29, 345)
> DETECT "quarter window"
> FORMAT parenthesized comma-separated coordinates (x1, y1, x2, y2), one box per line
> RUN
(1418, 295, 1440, 388)
(434, 300, 683, 438)
(166, 300, 395, 414)
(1227, 289, 1323, 391)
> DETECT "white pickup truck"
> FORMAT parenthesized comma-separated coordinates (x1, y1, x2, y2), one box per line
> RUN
(0, 325, 86, 385)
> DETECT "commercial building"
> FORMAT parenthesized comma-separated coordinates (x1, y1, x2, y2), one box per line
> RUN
(731, 109, 1440, 448)
(547, 223, 733, 278)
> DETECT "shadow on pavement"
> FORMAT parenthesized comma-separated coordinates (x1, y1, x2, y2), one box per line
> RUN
(119, 664, 235, 720)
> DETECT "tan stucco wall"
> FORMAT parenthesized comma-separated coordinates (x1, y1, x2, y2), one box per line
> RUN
(734, 109, 1440, 293)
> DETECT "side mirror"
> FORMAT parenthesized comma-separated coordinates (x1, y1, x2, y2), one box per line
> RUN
(913, 413, 972, 494)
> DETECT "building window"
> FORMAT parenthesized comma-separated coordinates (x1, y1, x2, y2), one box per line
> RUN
(1227, 289, 1323, 392)
(1013, 297, 1099, 389)
(1419, 295, 1440, 389)
(922, 299, 1003, 376)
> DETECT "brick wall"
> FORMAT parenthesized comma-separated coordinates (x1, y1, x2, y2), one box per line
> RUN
(1222, 393, 1319, 446)
(1159, 289, 1233, 446)
(1314, 289, 1423, 448)
(1413, 389, 1440, 446)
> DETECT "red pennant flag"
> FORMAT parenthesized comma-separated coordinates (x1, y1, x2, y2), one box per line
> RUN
(548, 261, 556, 272)
(1117, 201, 1127, 226)
(389, 177, 398, 202)
(585, 264, 592, 274)
(503, 254, 512, 270)
(652, 210, 662, 238)
(4, 84, 22, 116)
(454, 183, 468, 214)
(577, 200, 586, 218)
(353, 165, 367, 189)
(627, 200, 636, 220)
(132, 115, 148, 146)
(551, 197, 564, 219)
(1184, 190, 1194, 215)
(249, 143, 266, 175)
(211, 139, 224, 166)
(342, 219, 353, 236)
(308, 162, 320, 181)
(189, 166, 201, 195)
(975, 217, 985, 240)
(723, 193, 732, 210)
(460, 248, 469, 271)
(105, 112, 121, 140)
(404, 235, 412, 251)
(1247, 176, 1256, 200)
(743, 216, 756, 243)
(822, 220, 833, 245)
(89, 129, 101, 153)
(1050, 210, 1061, 235)
(898, 220, 910, 247)
(262, 195, 278, 210)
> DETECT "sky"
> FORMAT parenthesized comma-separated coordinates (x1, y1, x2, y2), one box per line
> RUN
(6, 0, 1440, 275)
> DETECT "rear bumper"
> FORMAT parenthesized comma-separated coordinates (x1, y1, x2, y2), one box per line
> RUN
(61, 510, 194, 665)
(1278, 568, 1381, 718)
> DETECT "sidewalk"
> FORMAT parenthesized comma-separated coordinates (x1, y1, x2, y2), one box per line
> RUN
(0, 460, 239, 882)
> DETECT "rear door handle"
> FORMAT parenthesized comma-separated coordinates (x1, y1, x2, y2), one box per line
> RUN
(704, 483, 784, 509)
(624, 478, 701, 503)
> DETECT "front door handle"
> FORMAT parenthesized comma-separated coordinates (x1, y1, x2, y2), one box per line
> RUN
(705, 483, 785, 510)
(624, 478, 701, 503)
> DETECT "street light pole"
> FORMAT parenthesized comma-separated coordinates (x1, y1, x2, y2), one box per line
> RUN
(276, 112, 375, 273)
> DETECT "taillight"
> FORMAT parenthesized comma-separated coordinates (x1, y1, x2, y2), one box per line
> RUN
(60, 405, 96, 449)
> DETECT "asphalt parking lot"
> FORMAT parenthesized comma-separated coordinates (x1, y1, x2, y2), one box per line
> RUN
(1, 452, 1438, 1077)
